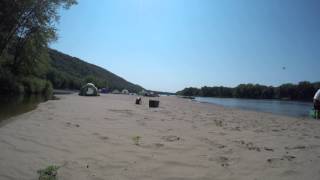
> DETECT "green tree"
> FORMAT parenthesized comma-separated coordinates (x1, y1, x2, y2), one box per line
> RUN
(0, 0, 77, 57)
(0, 0, 77, 94)
(177, 81, 319, 101)
(294, 81, 315, 100)
(3, 0, 77, 75)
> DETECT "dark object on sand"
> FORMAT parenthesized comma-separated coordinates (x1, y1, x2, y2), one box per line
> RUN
(149, 100, 160, 108)
(136, 97, 142, 105)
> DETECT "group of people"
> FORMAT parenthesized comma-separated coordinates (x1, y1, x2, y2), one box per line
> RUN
(314, 89, 320, 119)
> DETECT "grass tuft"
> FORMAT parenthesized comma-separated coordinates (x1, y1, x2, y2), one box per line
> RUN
(37, 165, 60, 180)
(132, 136, 141, 146)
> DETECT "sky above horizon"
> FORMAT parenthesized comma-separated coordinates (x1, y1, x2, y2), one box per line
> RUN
(51, 0, 320, 92)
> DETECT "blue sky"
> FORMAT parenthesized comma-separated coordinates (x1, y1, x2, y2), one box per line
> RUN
(51, 0, 320, 92)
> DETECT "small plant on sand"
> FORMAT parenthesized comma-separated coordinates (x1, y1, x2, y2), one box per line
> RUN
(132, 136, 141, 146)
(37, 165, 60, 180)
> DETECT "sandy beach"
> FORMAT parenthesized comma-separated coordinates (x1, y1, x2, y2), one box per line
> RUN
(0, 94, 320, 180)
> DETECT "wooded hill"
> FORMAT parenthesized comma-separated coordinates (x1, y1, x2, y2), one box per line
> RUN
(47, 49, 144, 93)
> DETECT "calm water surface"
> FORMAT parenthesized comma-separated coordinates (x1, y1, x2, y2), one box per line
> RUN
(195, 97, 313, 117)
(0, 95, 47, 126)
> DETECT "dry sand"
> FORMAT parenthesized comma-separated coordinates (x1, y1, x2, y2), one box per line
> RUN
(0, 94, 320, 180)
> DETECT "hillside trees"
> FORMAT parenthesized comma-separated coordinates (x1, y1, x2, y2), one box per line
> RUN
(47, 49, 144, 92)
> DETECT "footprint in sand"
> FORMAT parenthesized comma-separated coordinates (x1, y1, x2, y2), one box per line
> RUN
(267, 155, 296, 167)
(246, 142, 261, 152)
(264, 147, 274, 152)
(99, 136, 109, 140)
(214, 120, 223, 127)
(236, 140, 261, 152)
(92, 132, 109, 142)
(231, 126, 241, 131)
(136, 119, 147, 126)
(280, 170, 300, 177)
(254, 129, 264, 133)
(199, 137, 226, 149)
(267, 155, 296, 163)
(65, 122, 80, 128)
(209, 156, 231, 167)
(162, 135, 181, 142)
(219, 132, 227, 136)
(285, 145, 306, 150)
(104, 117, 116, 121)
(108, 109, 134, 116)
(154, 143, 165, 148)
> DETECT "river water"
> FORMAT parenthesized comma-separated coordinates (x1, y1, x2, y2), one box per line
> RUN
(195, 97, 313, 117)
(0, 95, 48, 126)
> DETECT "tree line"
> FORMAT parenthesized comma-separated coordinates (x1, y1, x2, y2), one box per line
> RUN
(0, 0, 77, 95)
(177, 81, 320, 101)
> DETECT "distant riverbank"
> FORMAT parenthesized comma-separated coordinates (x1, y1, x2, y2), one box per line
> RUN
(177, 82, 320, 102)
(0, 91, 66, 124)
(0, 95, 48, 125)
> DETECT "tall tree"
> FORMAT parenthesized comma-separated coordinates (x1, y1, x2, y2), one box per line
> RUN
(0, 0, 77, 75)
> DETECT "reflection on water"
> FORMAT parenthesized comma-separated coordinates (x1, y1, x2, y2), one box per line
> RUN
(0, 95, 48, 125)
(195, 97, 313, 118)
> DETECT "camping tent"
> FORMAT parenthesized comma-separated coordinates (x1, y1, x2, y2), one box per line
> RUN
(112, 89, 120, 94)
(79, 83, 99, 96)
(100, 88, 109, 94)
(122, 89, 129, 94)
(139, 90, 147, 96)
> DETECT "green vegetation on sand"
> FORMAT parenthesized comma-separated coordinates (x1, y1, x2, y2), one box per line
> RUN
(37, 165, 60, 180)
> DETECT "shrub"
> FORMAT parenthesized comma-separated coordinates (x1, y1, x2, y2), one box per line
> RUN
(132, 136, 141, 146)
(43, 81, 53, 97)
(0, 69, 24, 94)
(21, 77, 53, 95)
(37, 165, 60, 180)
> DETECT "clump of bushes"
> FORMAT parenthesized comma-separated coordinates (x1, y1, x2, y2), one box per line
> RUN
(132, 136, 141, 146)
(0, 69, 24, 94)
(37, 165, 60, 180)
(0, 69, 53, 96)
(21, 77, 52, 95)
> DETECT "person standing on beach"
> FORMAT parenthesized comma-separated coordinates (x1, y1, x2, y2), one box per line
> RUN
(314, 89, 320, 119)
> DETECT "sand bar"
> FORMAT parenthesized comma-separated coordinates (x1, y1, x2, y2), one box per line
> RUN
(0, 94, 320, 180)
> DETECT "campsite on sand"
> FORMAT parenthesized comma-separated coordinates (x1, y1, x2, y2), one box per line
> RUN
(1, 94, 320, 180)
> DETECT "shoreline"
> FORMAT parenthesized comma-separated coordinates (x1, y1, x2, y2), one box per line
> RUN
(193, 96, 313, 118)
(0, 94, 320, 180)
(193, 99, 311, 120)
